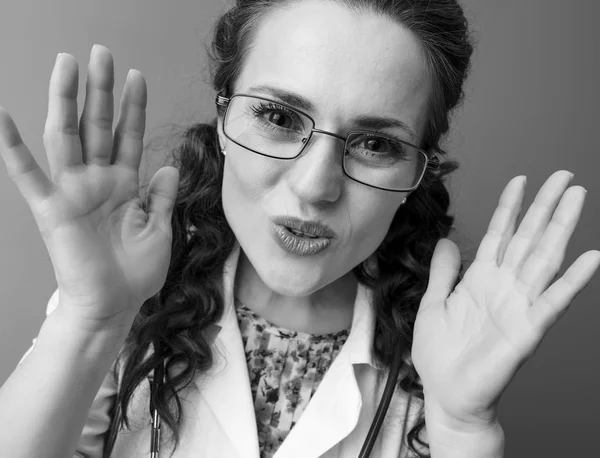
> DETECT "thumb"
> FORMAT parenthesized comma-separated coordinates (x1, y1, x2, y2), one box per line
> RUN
(146, 166, 180, 233)
(421, 238, 462, 308)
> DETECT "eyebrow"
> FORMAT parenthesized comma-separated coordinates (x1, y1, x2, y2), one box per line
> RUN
(249, 85, 316, 112)
(352, 115, 418, 141)
(246, 84, 418, 141)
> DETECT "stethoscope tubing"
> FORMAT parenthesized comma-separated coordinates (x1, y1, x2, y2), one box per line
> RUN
(357, 348, 403, 458)
(149, 356, 165, 457)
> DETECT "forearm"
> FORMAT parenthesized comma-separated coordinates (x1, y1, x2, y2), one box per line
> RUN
(0, 304, 135, 458)
(425, 400, 505, 458)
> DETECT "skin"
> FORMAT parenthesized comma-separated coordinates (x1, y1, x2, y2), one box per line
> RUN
(217, 0, 431, 334)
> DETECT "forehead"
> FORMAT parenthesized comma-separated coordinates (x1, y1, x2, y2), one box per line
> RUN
(234, 0, 431, 137)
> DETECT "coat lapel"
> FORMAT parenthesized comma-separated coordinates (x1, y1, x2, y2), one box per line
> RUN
(273, 284, 379, 458)
(193, 245, 260, 458)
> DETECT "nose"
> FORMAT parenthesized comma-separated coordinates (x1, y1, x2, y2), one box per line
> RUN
(286, 131, 345, 204)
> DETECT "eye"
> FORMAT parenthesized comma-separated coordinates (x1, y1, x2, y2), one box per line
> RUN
(266, 111, 293, 128)
(250, 102, 305, 132)
(362, 137, 389, 153)
(349, 134, 401, 156)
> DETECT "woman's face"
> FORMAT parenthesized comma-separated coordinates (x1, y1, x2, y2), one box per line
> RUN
(219, 0, 431, 297)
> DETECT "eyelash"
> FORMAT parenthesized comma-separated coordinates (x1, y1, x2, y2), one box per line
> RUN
(367, 131, 405, 145)
(250, 102, 301, 125)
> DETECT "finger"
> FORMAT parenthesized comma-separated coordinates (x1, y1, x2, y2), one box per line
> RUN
(501, 170, 574, 273)
(146, 166, 180, 234)
(530, 250, 600, 333)
(517, 186, 586, 302)
(112, 69, 147, 170)
(475, 175, 526, 264)
(42, 53, 83, 180)
(0, 107, 53, 204)
(79, 45, 115, 166)
(420, 238, 461, 308)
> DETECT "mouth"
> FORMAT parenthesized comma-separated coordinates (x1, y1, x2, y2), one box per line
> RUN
(272, 216, 337, 239)
(271, 216, 336, 256)
(287, 228, 320, 238)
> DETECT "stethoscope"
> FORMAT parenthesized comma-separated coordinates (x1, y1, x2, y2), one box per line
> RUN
(146, 341, 404, 458)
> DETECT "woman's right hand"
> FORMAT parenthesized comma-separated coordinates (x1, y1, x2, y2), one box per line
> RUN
(0, 45, 180, 330)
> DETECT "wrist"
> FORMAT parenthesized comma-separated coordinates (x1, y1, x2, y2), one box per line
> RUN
(425, 398, 505, 458)
(48, 299, 138, 344)
(53, 295, 140, 334)
(33, 305, 135, 379)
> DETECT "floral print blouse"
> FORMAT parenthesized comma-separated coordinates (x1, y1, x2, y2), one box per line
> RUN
(235, 298, 350, 458)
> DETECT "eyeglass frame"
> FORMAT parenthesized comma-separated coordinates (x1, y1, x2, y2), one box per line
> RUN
(216, 93, 439, 192)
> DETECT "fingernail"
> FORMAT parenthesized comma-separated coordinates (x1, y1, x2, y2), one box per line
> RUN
(91, 44, 99, 57)
(55, 53, 63, 64)
(127, 69, 141, 81)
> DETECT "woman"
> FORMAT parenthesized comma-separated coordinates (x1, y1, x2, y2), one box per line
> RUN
(0, 0, 598, 457)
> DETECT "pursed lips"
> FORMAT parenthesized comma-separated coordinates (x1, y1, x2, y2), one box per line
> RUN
(271, 215, 338, 239)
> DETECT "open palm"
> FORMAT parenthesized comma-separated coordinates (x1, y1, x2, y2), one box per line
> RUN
(412, 172, 600, 426)
(0, 46, 179, 328)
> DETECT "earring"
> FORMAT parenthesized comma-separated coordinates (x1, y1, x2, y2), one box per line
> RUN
(221, 148, 226, 156)
(401, 197, 407, 205)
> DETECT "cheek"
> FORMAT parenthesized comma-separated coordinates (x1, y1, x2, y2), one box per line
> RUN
(328, 186, 403, 277)
(223, 151, 265, 198)
(345, 195, 400, 252)
(221, 147, 283, 231)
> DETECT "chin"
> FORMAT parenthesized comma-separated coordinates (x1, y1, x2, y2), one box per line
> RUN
(256, 255, 330, 297)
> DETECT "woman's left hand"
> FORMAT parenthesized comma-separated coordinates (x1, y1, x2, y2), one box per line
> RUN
(412, 170, 600, 433)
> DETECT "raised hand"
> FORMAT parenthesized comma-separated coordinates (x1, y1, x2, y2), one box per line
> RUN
(0, 45, 180, 329)
(412, 171, 600, 431)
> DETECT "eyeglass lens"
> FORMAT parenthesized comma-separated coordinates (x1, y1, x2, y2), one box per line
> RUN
(224, 95, 427, 190)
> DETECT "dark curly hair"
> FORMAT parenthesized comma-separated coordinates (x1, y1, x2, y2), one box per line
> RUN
(102, 1, 474, 457)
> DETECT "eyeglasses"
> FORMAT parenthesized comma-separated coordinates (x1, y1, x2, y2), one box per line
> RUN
(216, 93, 434, 192)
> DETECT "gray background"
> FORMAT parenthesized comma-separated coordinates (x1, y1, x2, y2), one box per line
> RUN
(1, 0, 598, 456)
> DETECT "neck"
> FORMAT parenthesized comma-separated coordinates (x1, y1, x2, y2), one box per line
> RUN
(234, 251, 357, 335)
